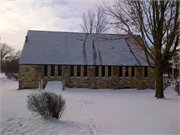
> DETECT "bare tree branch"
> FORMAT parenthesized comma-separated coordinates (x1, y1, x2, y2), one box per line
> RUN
(0, 43, 14, 62)
(102, 0, 179, 98)
(80, 8, 109, 34)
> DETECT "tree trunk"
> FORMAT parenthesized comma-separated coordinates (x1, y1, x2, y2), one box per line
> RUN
(155, 63, 165, 98)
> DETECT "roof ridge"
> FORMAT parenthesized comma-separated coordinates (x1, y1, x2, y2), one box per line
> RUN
(28, 30, 130, 36)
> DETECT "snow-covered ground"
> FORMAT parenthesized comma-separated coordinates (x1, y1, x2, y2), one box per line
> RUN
(0, 73, 179, 135)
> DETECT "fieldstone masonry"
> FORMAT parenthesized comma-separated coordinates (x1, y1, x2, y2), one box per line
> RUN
(19, 65, 42, 89)
(19, 65, 155, 90)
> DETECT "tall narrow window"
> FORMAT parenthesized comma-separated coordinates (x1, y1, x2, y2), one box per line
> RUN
(51, 65, 55, 77)
(70, 65, 74, 77)
(77, 65, 81, 77)
(58, 65, 62, 77)
(108, 66, 111, 77)
(102, 66, 105, 77)
(132, 66, 134, 77)
(119, 66, 122, 77)
(44, 65, 48, 77)
(125, 66, 128, 77)
(84, 66, 87, 77)
(145, 67, 148, 77)
(95, 66, 99, 77)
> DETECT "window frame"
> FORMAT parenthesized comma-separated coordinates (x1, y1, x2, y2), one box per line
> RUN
(44, 65, 48, 77)
(84, 65, 87, 77)
(102, 66, 105, 77)
(132, 66, 135, 77)
(70, 65, 74, 77)
(77, 65, 81, 77)
(119, 66, 122, 78)
(125, 66, 129, 77)
(51, 65, 55, 77)
(95, 66, 99, 77)
(58, 65, 62, 77)
(108, 66, 111, 78)
(145, 66, 148, 77)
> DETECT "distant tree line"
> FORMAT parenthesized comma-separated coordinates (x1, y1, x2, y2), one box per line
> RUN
(0, 43, 21, 73)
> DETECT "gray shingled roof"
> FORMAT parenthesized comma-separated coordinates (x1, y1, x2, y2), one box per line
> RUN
(19, 30, 150, 66)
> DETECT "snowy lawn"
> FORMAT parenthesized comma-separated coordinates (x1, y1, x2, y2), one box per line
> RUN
(0, 73, 179, 135)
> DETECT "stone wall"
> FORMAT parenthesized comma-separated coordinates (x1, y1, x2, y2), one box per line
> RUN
(19, 65, 42, 89)
(19, 65, 155, 90)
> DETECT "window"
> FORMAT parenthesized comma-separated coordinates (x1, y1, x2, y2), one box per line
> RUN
(84, 66, 87, 77)
(132, 66, 134, 77)
(77, 65, 81, 77)
(125, 66, 128, 77)
(119, 66, 122, 77)
(145, 67, 148, 77)
(70, 65, 74, 77)
(58, 65, 62, 77)
(108, 66, 111, 77)
(51, 65, 55, 77)
(95, 66, 99, 77)
(44, 65, 48, 77)
(102, 66, 105, 77)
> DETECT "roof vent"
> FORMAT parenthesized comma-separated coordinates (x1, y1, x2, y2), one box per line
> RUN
(25, 36, 28, 43)
(77, 39, 84, 41)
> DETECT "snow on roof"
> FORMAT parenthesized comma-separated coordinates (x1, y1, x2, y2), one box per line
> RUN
(19, 30, 149, 66)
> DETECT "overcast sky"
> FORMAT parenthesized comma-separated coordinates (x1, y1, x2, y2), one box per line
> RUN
(0, 0, 113, 51)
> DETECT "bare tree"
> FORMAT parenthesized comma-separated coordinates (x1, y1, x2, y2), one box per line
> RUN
(0, 43, 14, 62)
(80, 7, 109, 34)
(103, 0, 179, 98)
(0, 43, 21, 73)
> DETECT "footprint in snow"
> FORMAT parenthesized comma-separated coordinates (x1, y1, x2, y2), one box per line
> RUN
(17, 122, 23, 127)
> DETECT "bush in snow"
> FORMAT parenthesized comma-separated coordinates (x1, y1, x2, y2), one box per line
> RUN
(27, 91, 66, 119)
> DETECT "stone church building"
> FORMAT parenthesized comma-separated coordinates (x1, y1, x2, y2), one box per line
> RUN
(19, 30, 155, 90)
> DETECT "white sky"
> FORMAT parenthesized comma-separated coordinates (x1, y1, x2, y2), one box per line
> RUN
(0, 0, 113, 51)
